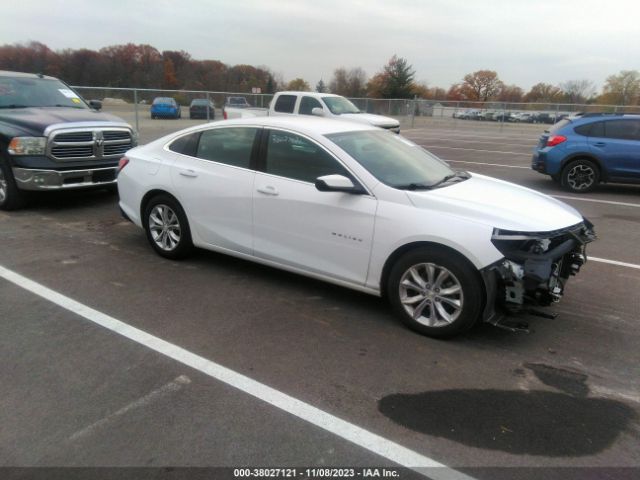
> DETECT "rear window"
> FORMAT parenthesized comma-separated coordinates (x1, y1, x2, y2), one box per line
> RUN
(168, 132, 200, 156)
(274, 95, 296, 113)
(550, 118, 571, 133)
(153, 97, 173, 105)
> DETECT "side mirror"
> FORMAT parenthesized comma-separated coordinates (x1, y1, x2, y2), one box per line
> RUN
(315, 174, 365, 194)
(89, 99, 102, 111)
(311, 107, 325, 117)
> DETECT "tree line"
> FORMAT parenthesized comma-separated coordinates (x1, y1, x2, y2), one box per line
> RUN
(1, 41, 639, 105)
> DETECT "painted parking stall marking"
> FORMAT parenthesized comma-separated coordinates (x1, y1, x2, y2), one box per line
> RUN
(0, 263, 473, 480)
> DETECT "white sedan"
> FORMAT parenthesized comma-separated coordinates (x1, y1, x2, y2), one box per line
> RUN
(118, 117, 594, 337)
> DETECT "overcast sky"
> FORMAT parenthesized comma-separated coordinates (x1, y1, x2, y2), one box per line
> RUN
(2, 0, 639, 91)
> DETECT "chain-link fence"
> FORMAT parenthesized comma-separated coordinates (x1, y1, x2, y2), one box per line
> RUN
(72, 86, 639, 143)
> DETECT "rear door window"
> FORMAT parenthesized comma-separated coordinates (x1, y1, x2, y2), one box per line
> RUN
(196, 127, 259, 169)
(604, 120, 640, 140)
(273, 95, 297, 113)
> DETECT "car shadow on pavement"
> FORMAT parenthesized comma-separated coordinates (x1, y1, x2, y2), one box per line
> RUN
(379, 387, 636, 456)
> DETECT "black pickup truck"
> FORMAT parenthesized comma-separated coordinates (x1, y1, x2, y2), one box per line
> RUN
(0, 70, 136, 210)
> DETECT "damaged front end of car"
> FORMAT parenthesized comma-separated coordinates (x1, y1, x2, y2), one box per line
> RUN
(480, 219, 596, 332)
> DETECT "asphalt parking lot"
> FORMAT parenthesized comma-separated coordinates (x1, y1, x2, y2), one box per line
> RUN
(1, 117, 639, 479)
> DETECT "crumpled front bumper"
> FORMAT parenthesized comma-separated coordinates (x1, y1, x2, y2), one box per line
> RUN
(480, 220, 596, 326)
(12, 167, 117, 191)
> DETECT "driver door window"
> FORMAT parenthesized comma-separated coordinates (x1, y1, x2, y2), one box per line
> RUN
(264, 130, 349, 183)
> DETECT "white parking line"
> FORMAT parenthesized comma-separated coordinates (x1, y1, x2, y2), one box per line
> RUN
(0, 264, 472, 480)
(590, 257, 640, 270)
(552, 195, 640, 208)
(422, 145, 531, 156)
(446, 161, 640, 208)
(446, 159, 529, 169)
(418, 138, 532, 148)
(404, 129, 541, 141)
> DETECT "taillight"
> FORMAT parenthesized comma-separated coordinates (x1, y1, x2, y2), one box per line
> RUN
(223, 109, 228, 120)
(546, 135, 567, 147)
(118, 156, 130, 172)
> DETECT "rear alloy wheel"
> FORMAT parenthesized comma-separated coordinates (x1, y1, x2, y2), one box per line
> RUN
(562, 159, 599, 193)
(144, 195, 193, 259)
(388, 247, 483, 338)
(0, 159, 27, 210)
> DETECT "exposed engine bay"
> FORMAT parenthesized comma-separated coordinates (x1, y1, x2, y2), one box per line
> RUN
(481, 219, 596, 331)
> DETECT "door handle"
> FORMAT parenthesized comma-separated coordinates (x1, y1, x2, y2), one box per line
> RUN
(257, 185, 279, 196)
(179, 169, 198, 178)
(593, 142, 606, 147)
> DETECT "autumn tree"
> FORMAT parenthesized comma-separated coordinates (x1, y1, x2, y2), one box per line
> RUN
(316, 79, 327, 93)
(329, 67, 367, 97)
(285, 78, 311, 91)
(560, 79, 596, 104)
(460, 70, 503, 101)
(497, 84, 524, 103)
(445, 84, 466, 101)
(0, 41, 61, 77)
(367, 55, 415, 99)
(599, 70, 640, 105)
(524, 83, 564, 103)
(162, 58, 179, 89)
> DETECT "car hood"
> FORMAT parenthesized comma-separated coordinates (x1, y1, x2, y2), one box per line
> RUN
(0, 107, 128, 136)
(340, 112, 400, 128)
(406, 173, 583, 232)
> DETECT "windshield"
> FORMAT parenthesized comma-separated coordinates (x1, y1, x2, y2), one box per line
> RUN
(322, 96, 360, 115)
(326, 130, 455, 188)
(0, 76, 89, 109)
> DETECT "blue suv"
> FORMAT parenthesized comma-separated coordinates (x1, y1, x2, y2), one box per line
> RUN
(531, 113, 640, 192)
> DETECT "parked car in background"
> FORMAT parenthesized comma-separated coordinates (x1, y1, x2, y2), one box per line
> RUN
(513, 112, 534, 123)
(118, 116, 594, 338)
(531, 113, 640, 192)
(492, 111, 512, 122)
(189, 98, 215, 119)
(223, 91, 401, 133)
(225, 96, 251, 108)
(150, 97, 181, 119)
(0, 70, 135, 210)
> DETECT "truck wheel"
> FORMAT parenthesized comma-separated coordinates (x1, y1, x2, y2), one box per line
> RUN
(561, 159, 599, 193)
(387, 247, 483, 338)
(143, 195, 193, 259)
(0, 158, 27, 210)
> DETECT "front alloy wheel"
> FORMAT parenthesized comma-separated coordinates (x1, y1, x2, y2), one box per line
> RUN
(0, 168, 7, 205)
(398, 263, 464, 328)
(388, 247, 483, 338)
(0, 159, 27, 210)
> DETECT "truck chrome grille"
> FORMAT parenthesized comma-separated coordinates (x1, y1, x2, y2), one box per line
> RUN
(48, 127, 133, 161)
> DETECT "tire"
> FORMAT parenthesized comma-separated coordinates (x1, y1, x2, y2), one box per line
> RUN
(143, 194, 193, 259)
(151, 114, 155, 119)
(387, 247, 484, 338)
(561, 159, 599, 193)
(0, 156, 27, 211)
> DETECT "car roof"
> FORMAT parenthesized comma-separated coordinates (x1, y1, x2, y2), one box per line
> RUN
(0, 70, 59, 80)
(225, 115, 375, 135)
(277, 91, 342, 99)
(570, 113, 640, 123)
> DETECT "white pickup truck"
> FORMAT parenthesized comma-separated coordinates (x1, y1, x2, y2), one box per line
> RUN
(223, 91, 401, 133)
